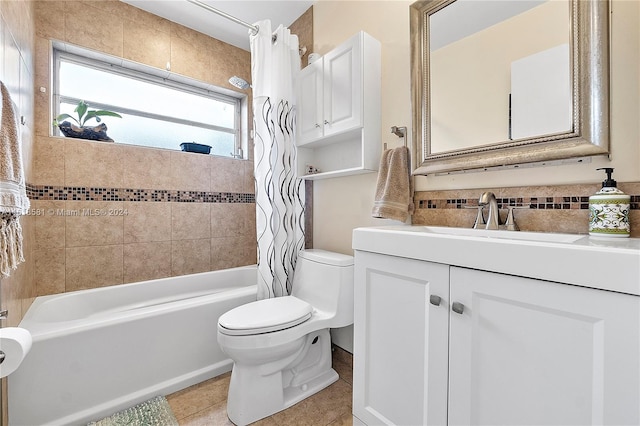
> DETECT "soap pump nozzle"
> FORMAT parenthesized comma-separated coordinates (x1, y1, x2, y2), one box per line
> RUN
(596, 167, 616, 188)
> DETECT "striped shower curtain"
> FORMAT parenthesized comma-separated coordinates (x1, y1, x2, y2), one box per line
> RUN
(250, 20, 305, 299)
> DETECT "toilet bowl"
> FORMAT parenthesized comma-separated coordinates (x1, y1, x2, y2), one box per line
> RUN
(217, 249, 354, 425)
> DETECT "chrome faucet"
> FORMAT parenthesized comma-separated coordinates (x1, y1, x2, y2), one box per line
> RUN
(478, 192, 500, 230)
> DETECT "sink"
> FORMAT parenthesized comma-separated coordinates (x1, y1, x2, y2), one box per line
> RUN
(420, 226, 585, 243)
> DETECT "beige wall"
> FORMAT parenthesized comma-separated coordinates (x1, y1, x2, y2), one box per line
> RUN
(431, 1, 568, 150)
(31, 0, 256, 297)
(312, 0, 640, 254)
(312, 1, 413, 254)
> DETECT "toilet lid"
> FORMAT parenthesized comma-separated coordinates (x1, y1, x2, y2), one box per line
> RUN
(218, 296, 313, 336)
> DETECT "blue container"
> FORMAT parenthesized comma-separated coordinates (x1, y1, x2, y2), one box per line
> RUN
(180, 142, 211, 154)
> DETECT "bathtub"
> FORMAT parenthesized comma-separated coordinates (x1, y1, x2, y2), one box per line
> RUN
(8, 266, 257, 426)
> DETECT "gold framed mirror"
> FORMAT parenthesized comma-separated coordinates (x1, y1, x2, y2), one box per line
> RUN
(410, 0, 610, 175)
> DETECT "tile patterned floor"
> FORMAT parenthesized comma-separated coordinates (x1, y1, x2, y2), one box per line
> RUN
(167, 347, 354, 426)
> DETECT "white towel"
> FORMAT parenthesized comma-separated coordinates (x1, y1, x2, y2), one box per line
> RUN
(0, 81, 29, 277)
(372, 146, 414, 222)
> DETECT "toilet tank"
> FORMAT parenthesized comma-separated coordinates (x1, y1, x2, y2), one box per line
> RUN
(291, 249, 354, 328)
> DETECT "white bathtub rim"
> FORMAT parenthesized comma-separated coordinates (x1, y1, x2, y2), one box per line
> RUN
(25, 264, 257, 320)
(23, 285, 257, 340)
(22, 266, 258, 339)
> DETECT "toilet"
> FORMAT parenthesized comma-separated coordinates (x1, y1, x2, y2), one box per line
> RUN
(217, 249, 354, 425)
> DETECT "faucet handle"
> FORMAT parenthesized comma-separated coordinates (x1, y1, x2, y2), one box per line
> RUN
(505, 207, 518, 231)
(504, 206, 530, 231)
(464, 205, 485, 229)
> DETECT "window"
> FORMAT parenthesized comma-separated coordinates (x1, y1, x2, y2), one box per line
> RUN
(53, 44, 243, 158)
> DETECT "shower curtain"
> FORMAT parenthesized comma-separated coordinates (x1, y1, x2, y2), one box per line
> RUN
(250, 20, 305, 299)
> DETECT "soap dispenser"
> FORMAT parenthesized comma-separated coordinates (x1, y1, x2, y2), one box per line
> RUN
(588, 168, 630, 237)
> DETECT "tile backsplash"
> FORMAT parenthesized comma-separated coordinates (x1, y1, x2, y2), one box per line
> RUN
(413, 182, 640, 237)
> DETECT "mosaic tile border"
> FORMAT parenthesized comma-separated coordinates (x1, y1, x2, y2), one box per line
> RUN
(27, 184, 255, 203)
(418, 195, 640, 210)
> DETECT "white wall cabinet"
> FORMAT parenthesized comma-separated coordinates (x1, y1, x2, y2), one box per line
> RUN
(353, 251, 640, 426)
(296, 31, 380, 180)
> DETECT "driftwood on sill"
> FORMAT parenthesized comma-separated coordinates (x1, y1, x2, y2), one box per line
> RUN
(58, 121, 114, 142)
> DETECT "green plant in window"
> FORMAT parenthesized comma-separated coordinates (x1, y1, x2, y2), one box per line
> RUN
(52, 100, 122, 127)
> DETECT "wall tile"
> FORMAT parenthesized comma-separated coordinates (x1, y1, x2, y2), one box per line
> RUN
(34, 248, 65, 296)
(123, 201, 172, 243)
(66, 244, 123, 291)
(172, 203, 211, 240)
(64, 1, 123, 57)
(30, 0, 257, 299)
(169, 151, 211, 191)
(64, 138, 124, 187)
(169, 23, 210, 82)
(33, 82, 50, 137)
(77, 0, 129, 18)
(65, 201, 124, 247)
(122, 145, 172, 190)
(2, 0, 36, 330)
(123, 241, 171, 283)
(211, 235, 256, 271)
(211, 157, 244, 193)
(208, 37, 250, 89)
(34, 1, 65, 40)
(412, 182, 640, 237)
(33, 136, 65, 186)
(171, 239, 211, 276)
(243, 161, 255, 194)
(33, 200, 66, 249)
(289, 7, 313, 67)
(123, 24, 170, 71)
(116, 2, 171, 34)
(210, 203, 253, 238)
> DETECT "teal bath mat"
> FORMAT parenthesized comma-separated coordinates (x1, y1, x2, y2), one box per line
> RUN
(87, 395, 178, 426)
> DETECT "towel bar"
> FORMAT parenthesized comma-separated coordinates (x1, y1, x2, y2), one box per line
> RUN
(384, 126, 407, 150)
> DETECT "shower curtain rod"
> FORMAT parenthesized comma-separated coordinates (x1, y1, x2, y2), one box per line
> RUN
(186, 0, 260, 36)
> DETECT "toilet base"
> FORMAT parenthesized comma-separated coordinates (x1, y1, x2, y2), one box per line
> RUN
(227, 367, 338, 426)
(225, 329, 337, 425)
(283, 367, 339, 410)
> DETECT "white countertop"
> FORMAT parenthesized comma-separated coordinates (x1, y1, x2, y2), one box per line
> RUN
(352, 226, 640, 296)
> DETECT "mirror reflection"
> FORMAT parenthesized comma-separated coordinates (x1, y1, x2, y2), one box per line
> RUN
(410, 0, 609, 175)
(429, 0, 571, 154)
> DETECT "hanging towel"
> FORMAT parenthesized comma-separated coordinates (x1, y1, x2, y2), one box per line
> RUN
(0, 81, 29, 278)
(372, 146, 414, 222)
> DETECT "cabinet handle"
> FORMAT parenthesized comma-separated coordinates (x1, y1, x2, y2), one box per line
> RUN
(324, 120, 329, 125)
(315, 123, 321, 128)
(429, 295, 441, 306)
(451, 302, 465, 314)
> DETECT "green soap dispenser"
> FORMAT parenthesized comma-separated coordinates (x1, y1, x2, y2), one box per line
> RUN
(589, 168, 630, 237)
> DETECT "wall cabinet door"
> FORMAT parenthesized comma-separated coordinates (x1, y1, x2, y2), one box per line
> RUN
(322, 35, 362, 137)
(297, 60, 324, 143)
(353, 251, 449, 426)
(297, 33, 364, 146)
(449, 267, 640, 426)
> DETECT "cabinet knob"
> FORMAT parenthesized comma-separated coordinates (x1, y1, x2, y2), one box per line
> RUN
(324, 120, 329, 125)
(429, 295, 441, 306)
(451, 302, 465, 315)
(315, 123, 321, 128)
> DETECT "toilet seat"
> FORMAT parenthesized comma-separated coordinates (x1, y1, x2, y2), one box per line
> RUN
(218, 296, 313, 336)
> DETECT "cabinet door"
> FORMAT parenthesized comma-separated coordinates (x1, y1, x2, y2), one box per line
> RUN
(297, 60, 324, 144)
(449, 267, 640, 426)
(323, 34, 362, 137)
(353, 251, 449, 426)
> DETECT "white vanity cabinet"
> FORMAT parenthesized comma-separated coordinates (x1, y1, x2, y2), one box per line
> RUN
(296, 31, 381, 180)
(353, 252, 449, 426)
(353, 245, 640, 426)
